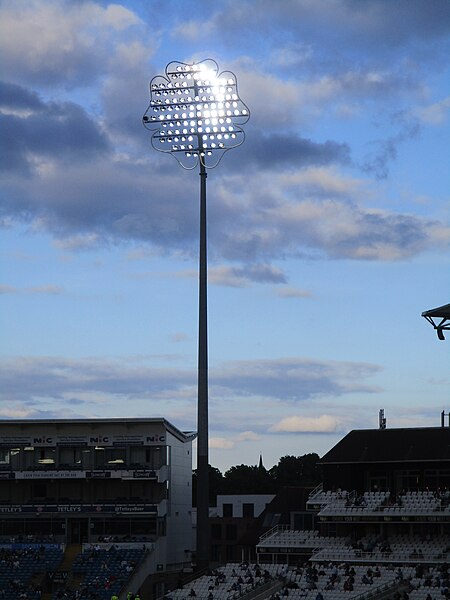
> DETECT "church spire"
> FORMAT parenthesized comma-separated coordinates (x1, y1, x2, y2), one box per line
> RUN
(258, 452, 265, 471)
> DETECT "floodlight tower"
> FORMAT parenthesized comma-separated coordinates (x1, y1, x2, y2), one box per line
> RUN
(143, 59, 249, 567)
(422, 303, 450, 341)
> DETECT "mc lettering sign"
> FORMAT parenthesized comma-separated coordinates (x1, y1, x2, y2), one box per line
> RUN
(33, 436, 54, 446)
(88, 435, 111, 446)
(145, 435, 165, 444)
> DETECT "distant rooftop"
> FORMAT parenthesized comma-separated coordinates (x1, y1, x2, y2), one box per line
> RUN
(321, 427, 450, 464)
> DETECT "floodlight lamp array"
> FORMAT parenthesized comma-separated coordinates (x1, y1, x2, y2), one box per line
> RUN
(143, 59, 250, 169)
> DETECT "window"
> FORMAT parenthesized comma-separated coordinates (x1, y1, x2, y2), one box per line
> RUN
(59, 447, 83, 468)
(242, 503, 254, 518)
(95, 447, 126, 469)
(223, 503, 233, 517)
(34, 448, 56, 468)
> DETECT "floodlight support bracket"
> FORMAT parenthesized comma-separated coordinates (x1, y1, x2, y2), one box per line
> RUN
(422, 315, 450, 341)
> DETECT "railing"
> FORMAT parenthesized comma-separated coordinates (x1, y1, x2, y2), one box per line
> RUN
(310, 547, 449, 564)
(258, 524, 290, 542)
(307, 483, 323, 501)
(347, 579, 400, 600)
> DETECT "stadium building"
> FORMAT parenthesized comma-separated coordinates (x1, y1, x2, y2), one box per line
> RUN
(256, 425, 450, 565)
(0, 418, 196, 573)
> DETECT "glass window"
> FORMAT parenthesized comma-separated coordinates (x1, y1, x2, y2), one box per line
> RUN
(223, 503, 233, 517)
(95, 447, 126, 469)
(34, 448, 56, 468)
(243, 503, 254, 518)
(59, 447, 83, 468)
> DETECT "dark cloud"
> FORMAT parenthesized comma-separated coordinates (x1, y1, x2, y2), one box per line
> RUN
(341, 0, 450, 44)
(209, 263, 287, 287)
(233, 264, 287, 284)
(361, 113, 421, 179)
(211, 357, 381, 401)
(0, 81, 110, 174)
(1, 151, 447, 264)
(0, 356, 195, 404)
(226, 130, 350, 169)
(0, 355, 381, 410)
(0, 81, 45, 111)
(216, 0, 450, 55)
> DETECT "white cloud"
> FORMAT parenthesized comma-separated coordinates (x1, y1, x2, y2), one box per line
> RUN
(270, 414, 344, 433)
(0, 285, 17, 294)
(0, 284, 64, 295)
(279, 167, 364, 197)
(236, 431, 260, 442)
(275, 286, 313, 299)
(0, 0, 143, 87)
(209, 437, 235, 450)
(54, 233, 104, 251)
(416, 96, 450, 125)
(170, 333, 189, 343)
(0, 406, 36, 418)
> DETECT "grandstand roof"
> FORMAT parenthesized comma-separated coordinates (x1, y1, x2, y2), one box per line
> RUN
(320, 427, 450, 464)
(0, 417, 197, 442)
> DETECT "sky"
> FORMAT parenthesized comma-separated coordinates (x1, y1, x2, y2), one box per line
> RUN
(1, 0, 450, 473)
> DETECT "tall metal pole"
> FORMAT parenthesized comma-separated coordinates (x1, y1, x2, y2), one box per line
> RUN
(143, 59, 249, 571)
(197, 159, 209, 568)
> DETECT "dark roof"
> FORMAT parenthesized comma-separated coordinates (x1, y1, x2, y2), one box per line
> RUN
(0, 417, 196, 443)
(320, 427, 450, 464)
(422, 303, 450, 319)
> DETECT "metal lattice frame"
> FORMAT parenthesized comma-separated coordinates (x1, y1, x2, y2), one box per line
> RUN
(422, 303, 450, 340)
(143, 59, 249, 170)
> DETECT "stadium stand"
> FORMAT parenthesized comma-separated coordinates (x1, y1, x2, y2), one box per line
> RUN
(1, 421, 449, 599)
(51, 546, 146, 600)
(0, 545, 63, 600)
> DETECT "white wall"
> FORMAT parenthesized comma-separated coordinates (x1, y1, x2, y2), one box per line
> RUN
(165, 431, 193, 567)
(213, 494, 275, 518)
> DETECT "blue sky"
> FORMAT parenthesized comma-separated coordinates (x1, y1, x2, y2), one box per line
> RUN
(1, 0, 449, 472)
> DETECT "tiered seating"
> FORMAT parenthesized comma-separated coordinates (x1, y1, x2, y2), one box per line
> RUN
(316, 490, 446, 517)
(311, 534, 450, 564)
(0, 546, 63, 600)
(404, 564, 450, 600)
(258, 529, 349, 551)
(167, 563, 280, 600)
(307, 490, 349, 509)
(275, 563, 399, 600)
(54, 547, 146, 600)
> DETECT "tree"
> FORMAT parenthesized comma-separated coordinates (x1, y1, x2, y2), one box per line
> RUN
(222, 464, 275, 494)
(270, 453, 321, 490)
(192, 464, 224, 507)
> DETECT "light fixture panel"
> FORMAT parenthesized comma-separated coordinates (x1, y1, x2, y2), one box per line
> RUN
(143, 59, 249, 169)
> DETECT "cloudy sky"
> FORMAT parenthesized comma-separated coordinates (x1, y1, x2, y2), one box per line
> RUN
(1, 0, 449, 472)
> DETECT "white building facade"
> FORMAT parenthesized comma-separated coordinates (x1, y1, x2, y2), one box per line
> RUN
(0, 418, 195, 571)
